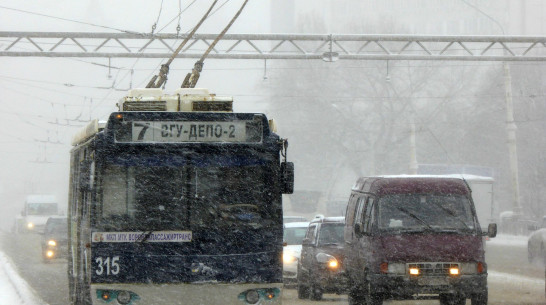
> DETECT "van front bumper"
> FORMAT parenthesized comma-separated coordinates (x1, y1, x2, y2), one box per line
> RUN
(368, 273, 487, 298)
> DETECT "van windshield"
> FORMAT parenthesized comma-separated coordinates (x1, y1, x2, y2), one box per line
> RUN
(377, 194, 477, 233)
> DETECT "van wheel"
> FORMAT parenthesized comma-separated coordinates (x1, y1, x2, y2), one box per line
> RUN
(365, 282, 383, 305)
(348, 285, 366, 305)
(471, 292, 488, 305)
(439, 293, 465, 305)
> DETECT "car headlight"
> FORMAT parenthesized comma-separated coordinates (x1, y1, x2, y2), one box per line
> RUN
(283, 252, 297, 264)
(316, 253, 339, 269)
(48, 240, 57, 246)
(27, 222, 34, 229)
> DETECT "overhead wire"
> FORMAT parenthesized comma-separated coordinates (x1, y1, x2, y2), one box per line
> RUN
(147, 0, 219, 88)
(91, 1, 218, 114)
(0, 5, 140, 34)
(182, 0, 249, 88)
(151, 0, 165, 34)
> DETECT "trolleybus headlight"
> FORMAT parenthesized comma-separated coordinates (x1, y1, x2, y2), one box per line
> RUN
(48, 240, 56, 246)
(245, 290, 260, 304)
(265, 289, 275, 300)
(117, 291, 132, 304)
(100, 290, 111, 301)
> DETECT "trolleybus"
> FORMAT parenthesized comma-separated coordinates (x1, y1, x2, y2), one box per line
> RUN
(68, 88, 293, 305)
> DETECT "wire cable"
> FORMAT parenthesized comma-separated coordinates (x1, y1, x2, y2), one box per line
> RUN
(151, 0, 165, 34)
(182, 0, 249, 88)
(146, 0, 219, 88)
(0, 5, 140, 34)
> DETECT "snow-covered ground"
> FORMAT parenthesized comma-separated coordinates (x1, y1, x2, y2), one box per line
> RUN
(0, 251, 47, 305)
(0, 234, 541, 305)
(487, 233, 529, 247)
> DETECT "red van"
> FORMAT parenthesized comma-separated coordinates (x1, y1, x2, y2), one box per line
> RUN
(343, 176, 497, 305)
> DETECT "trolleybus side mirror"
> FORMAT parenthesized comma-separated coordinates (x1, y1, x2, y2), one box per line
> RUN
(281, 162, 294, 194)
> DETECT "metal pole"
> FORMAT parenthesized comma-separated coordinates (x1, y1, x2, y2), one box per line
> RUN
(503, 62, 523, 216)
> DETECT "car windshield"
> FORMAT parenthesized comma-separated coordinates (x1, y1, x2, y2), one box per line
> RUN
(45, 219, 67, 234)
(378, 194, 477, 233)
(318, 223, 344, 245)
(27, 202, 57, 215)
(284, 226, 307, 245)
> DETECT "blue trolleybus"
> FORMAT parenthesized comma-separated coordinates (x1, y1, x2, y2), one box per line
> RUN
(68, 88, 294, 305)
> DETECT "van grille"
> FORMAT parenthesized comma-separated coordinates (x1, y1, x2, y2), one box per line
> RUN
(123, 101, 167, 111)
(407, 262, 459, 276)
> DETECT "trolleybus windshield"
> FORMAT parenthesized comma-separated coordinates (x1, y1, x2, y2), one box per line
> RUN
(98, 163, 271, 232)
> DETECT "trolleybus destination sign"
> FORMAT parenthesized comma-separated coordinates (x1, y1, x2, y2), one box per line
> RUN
(117, 120, 261, 143)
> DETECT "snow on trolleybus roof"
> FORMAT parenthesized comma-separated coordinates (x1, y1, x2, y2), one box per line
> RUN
(71, 88, 278, 146)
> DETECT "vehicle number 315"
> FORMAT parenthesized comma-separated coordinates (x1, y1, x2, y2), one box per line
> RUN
(95, 256, 120, 275)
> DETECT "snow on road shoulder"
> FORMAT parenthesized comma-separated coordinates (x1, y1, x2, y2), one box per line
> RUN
(487, 234, 529, 247)
(0, 251, 48, 305)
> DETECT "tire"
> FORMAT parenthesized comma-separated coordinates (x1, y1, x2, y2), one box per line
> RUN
(348, 283, 366, 305)
(296, 267, 310, 299)
(297, 283, 310, 299)
(310, 283, 323, 301)
(471, 292, 488, 305)
(439, 293, 466, 305)
(365, 282, 383, 305)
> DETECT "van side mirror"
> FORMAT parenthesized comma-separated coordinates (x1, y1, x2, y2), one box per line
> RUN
(302, 238, 313, 247)
(281, 162, 294, 194)
(487, 223, 497, 238)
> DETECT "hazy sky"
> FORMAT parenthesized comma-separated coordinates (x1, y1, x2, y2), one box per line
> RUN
(0, 0, 545, 229)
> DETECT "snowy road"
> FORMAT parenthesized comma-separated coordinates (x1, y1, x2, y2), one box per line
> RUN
(0, 232, 544, 304)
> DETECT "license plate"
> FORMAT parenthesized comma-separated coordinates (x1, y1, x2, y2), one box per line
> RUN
(418, 277, 448, 286)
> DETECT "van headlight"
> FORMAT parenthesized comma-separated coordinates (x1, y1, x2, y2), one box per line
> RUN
(387, 263, 406, 274)
(460, 262, 478, 274)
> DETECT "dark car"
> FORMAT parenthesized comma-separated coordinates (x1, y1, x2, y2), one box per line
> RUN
(344, 176, 497, 305)
(297, 215, 347, 300)
(41, 216, 68, 262)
